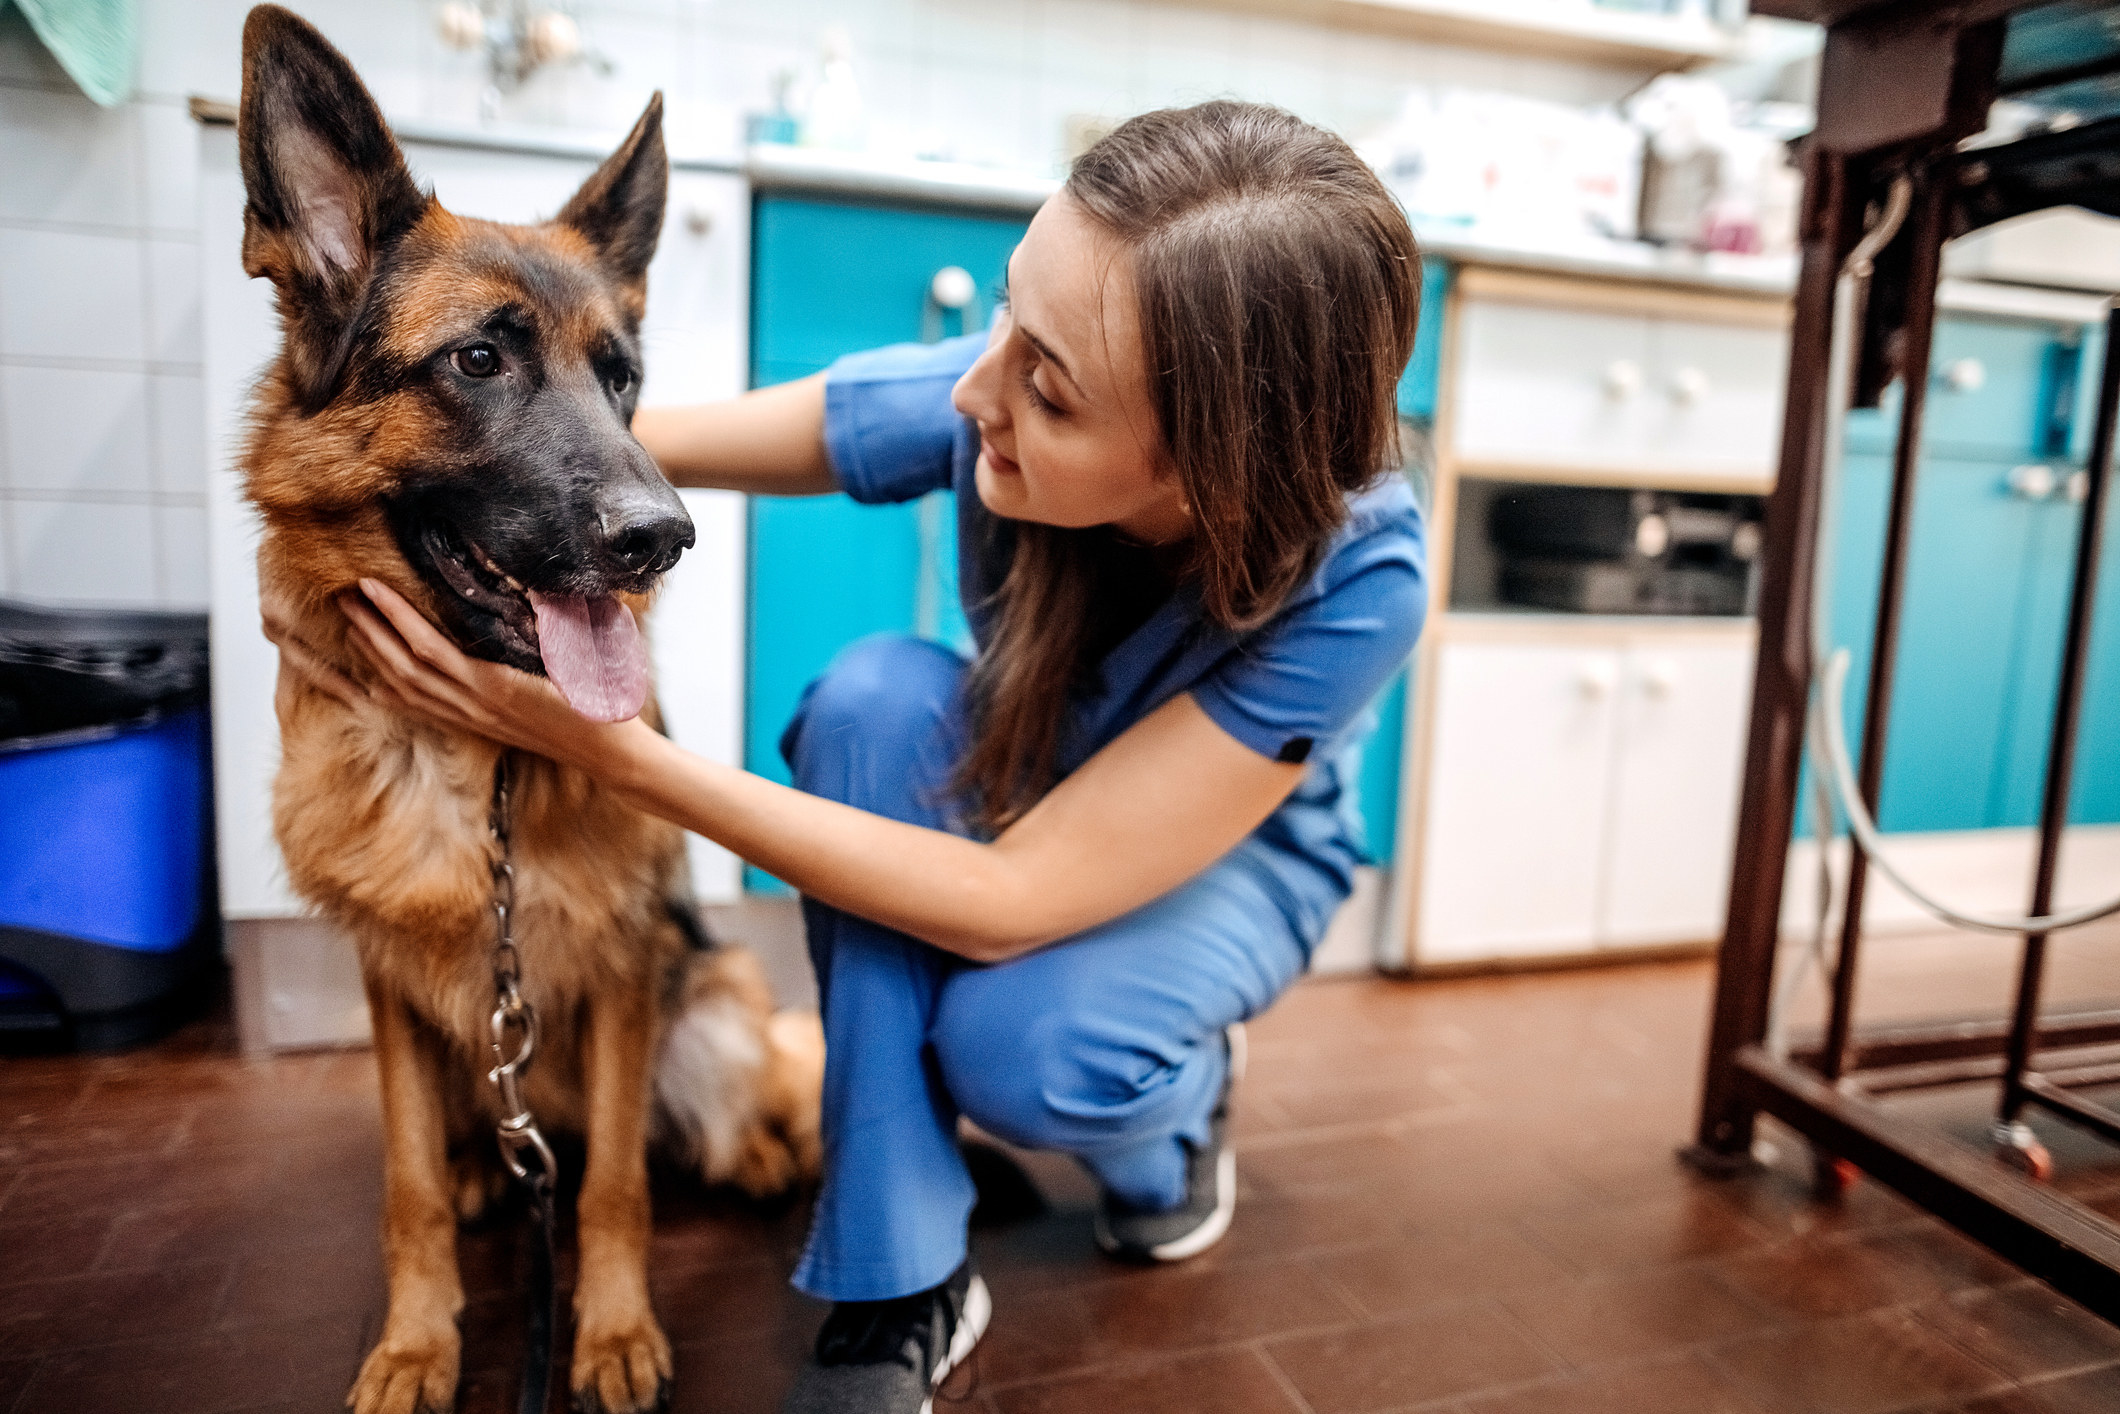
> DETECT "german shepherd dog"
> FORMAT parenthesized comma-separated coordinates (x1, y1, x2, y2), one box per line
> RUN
(234, 9, 822, 1412)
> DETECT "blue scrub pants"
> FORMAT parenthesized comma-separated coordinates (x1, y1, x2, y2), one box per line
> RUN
(782, 634, 1347, 1302)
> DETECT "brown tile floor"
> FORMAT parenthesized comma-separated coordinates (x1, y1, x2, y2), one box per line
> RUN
(7, 934, 2120, 1414)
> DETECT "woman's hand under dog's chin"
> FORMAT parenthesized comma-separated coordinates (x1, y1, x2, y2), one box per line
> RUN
(335, 578, 645, 771)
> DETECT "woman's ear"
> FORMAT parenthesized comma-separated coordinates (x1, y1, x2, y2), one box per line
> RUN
(557, 93, 668, 302)
(236, 5, 428, 401)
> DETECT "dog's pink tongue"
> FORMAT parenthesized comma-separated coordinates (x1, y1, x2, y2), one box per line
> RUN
(527, 591, 648, 723)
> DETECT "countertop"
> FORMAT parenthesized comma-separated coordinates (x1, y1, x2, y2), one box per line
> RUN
(190, 100, 2114, 320)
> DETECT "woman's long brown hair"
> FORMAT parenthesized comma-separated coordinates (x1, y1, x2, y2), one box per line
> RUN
(956, 101, 1421, 831)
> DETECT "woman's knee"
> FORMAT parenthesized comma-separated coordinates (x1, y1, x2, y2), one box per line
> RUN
(781, 634, 968, 804)
(935, 998, 1177, 1153)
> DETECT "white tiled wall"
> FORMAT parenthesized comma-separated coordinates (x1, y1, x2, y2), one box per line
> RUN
(0, 0, 1658, 608)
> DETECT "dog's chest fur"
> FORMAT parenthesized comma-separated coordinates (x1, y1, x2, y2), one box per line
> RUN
(271, 645, 686, 1087)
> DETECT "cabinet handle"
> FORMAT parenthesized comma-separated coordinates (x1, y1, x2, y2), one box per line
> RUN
(1576, 660, 1618, 699)
(2066, 468, 2090, 504)
(1640, 658, 1681, 699)
(2007, 463, 2058, 501)
(931, 266, 978, 311)
(1669, 365, 1711, 405)
(1942, 357, 1986, 393)
(923, 266, 984, 341)
(684, 206, 714, 237)
(1602, 359, 1643, 400)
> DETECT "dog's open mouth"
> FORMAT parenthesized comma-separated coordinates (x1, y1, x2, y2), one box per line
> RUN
(421, 520, 650, 724)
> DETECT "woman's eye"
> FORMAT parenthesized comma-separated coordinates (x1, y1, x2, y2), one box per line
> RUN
(1019, 362, 1060, 416)
(453, 344, 500, 378)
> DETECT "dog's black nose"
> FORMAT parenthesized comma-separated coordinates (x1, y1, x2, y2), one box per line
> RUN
(604, 508, 695, 575)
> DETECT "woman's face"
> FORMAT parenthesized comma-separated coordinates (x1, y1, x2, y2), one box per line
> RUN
(952, 194, 1190, 545)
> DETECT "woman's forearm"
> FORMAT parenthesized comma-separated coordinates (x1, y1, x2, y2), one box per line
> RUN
(577, 690, 1303, 964)
(588, 721, 1046, 960)
(633, 374, 838, 495)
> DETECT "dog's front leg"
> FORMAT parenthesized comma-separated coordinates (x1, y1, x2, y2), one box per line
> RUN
(571, 981, 672, 1412)
(351, 982, 465, 1414)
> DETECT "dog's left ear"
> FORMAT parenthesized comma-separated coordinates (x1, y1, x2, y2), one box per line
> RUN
(557, 92, 668, 301)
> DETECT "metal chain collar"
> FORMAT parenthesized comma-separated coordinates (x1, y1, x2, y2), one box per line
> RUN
(486, 754, 556, 1187)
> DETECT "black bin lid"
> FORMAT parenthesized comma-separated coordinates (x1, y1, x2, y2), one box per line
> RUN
(0, 599, 210, 745)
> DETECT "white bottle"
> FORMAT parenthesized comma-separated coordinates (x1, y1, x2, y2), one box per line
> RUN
(803, 25, 865, 151)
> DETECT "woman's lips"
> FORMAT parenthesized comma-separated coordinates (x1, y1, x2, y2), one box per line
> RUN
(982, 440, 1023, 477)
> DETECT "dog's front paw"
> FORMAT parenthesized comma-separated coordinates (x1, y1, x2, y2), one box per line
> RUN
(349, 1332, 459, 1414)
(571, 1313, 672, 1413)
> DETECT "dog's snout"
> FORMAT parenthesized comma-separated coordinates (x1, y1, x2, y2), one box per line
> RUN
(604, 507, 694, 575)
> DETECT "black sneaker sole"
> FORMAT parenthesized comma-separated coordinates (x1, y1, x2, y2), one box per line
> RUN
(1092, 1145, 1236, 1261)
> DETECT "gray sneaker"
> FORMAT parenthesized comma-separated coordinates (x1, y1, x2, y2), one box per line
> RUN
(780, 1260, 991, 1414)
(1094, 1023, 1245, 1263)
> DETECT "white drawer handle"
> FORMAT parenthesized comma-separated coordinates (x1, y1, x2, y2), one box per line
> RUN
(1641, 658, 1681, 699)
(1943, 358, 1986, 393)
(2008, 464, 2058, 501)
(1602, 359, 1643, 400)
(2066, 469, 2090, 504)
(684, 206, 714, 237)
(1576, 661, 1618, 700)
(1669, 366, 1711, 405)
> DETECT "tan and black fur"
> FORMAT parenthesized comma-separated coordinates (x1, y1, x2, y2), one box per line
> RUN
(233, 9, 822, 1412)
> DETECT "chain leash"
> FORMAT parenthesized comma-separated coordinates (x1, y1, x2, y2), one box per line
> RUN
(487, 754, 556, 1186)
(484, 753, 559, 1414)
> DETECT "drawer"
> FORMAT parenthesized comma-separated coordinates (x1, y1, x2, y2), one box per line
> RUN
(1638, 317, 1788, 482)
(1452, 295, 1785, 486)
(1453, 300, 1654, 475)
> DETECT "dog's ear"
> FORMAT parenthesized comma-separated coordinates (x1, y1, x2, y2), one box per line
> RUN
(556, 93, 667, 301)
(237, 4, 427, 401)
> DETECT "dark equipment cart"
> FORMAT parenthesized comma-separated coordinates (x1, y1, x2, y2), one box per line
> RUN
(1691, 0, 2120, 1319)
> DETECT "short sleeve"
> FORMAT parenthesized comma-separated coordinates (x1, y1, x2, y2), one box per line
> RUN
(1190, 492, 1428, 763)
(823, 334, 986, 505)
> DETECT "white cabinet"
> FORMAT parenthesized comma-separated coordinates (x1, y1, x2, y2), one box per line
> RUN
(1600, 636, 1755, 943)
(1413, 625, 1755, 965)
(1450, 276, 1789, 489)
(1418, 642, 1621, 959)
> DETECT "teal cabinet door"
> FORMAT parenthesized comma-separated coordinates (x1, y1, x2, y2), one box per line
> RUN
(747, 196, 1030, 889)
(1827, 453, 2050, 833)
(1820, 310, 2120, 839)
(2074, 485, 2120, 825)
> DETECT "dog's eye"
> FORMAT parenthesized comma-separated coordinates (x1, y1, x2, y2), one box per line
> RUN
(611, 367, 633, 394)
(453, 344, 500, 378)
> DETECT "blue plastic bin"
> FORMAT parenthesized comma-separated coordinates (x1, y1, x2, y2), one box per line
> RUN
(0, 708, 215, 1048)
(0, 599, 216, 1050)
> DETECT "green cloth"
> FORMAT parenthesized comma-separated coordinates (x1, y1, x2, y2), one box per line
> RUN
(6, 0, 135, 106)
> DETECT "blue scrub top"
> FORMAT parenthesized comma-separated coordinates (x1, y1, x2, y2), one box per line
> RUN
(823, 334, 1429, 893)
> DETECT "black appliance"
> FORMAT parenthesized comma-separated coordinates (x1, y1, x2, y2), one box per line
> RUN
(1487, 484, 1764, 616)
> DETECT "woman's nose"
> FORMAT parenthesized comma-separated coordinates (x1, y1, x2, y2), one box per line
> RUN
(951, 341, 1008, 427)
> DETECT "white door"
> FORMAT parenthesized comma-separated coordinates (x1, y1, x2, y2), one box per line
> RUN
(1598, 634, 1755, 946)
(1417, 640, 1623, 961)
